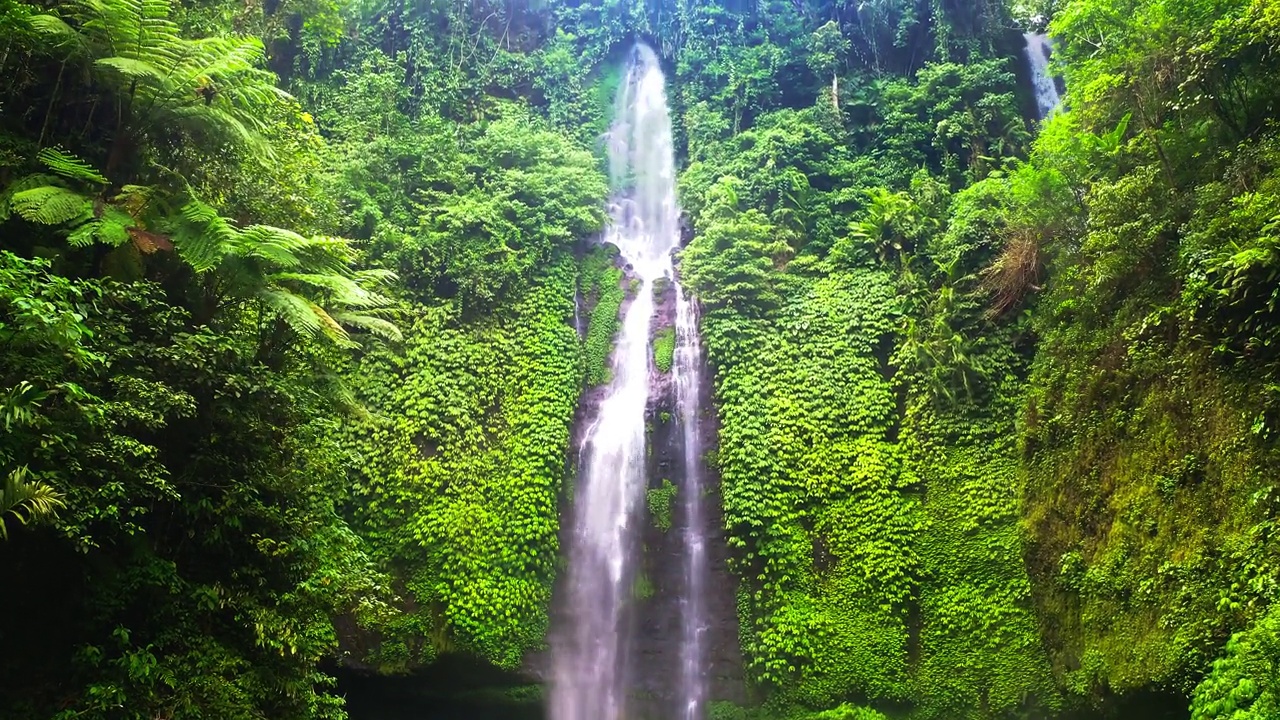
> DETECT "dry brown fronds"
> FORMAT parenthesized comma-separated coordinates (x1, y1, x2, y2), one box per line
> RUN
(982, 227, 1043, 317)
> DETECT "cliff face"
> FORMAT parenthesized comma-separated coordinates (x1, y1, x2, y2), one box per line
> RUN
(1021, 336, 1280, 703)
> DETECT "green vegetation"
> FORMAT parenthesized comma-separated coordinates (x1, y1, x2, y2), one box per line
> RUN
(677, 0, 1280, 717)
(633, 571, 656, 600)
(647, 478, 678, 532)
(0, 0, 610, 714)
(581, 246, 625, 386)
(653, 327, 676, 373)
(2, 0, 1279, 717)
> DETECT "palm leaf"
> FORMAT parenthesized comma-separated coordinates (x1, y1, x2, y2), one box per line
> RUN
(1, 466, 66, 541)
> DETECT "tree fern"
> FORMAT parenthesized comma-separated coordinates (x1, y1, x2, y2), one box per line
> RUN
(272, 272, 388, 308)
(258, 287, 325, 338)
(170, 199, 401, 345)
(171, 200, 236, 271)
(1, 150, 143, 249)
(0, 173, 62, 221)
(331, 311, 402, 343)
(28, 0, 289, 161)
(0, 466, 65, 541)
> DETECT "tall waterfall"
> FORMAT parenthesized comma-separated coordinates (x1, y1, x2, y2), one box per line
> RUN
(1023, 32, 1061, 119)
(550, 43, 702, 720)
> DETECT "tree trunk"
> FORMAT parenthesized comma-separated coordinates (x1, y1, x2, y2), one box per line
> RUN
(37, 61, 67, 148)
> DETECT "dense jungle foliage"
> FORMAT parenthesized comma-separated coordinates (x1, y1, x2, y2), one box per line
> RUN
(2, 0, 1279, 718)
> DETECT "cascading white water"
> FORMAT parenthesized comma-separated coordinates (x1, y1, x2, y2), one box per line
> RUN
(549, 43, 685, 720)
(1023, 32, 1061, 119)
(675, 282, 708, 720)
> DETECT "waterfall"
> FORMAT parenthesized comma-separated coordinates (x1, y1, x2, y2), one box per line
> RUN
(550, 43, 693, 720)
(675, 282, 708, 720)
(1023, 32, 1061, 119)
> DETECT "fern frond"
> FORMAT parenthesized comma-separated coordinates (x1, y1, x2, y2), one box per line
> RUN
(353, 268, 399, 288)
(27, 14, 85, 53)
(331, 312, 403, 343)
(238, 225, 310, 268)
(37, 147, 108, 184)
(95, 55, 165, 82)
(172, 200, 234, 272)
(257, 287, 324, 338)
(113, 184, 154, 216)
(293, 236, 356, 275)
(95, 207, 134, 246)
(271, 272, 386, 308)
(11, 185, 93, 225)
(307, 299, 351, 344)
(179, 199, 220, 224)
(167, 103, 264, 153)
(67, 220, 100, 247)
(1, 174, 64, 221)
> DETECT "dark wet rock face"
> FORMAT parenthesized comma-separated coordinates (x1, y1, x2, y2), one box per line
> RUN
(627, 265, 746, 719)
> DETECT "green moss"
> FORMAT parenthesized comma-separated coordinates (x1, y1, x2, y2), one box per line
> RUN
(653, 326, 675, 373)
(647, 478, 677, 532)
(581, 246, 624, 387)
(1022, 340, 1280, 697)
(632, 572, 655, 600)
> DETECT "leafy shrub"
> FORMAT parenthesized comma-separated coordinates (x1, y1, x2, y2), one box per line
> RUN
(647, 479, 677, 532)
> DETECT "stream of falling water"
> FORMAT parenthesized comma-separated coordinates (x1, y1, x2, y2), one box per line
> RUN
(550, 42, 707, 720)
(675, 281, 707, 720)
(1023, 32, 1061, 119)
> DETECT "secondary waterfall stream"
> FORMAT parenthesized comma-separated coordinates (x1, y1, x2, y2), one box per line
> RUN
(550, 43, 708, 720)
(675, 282, 708, 720)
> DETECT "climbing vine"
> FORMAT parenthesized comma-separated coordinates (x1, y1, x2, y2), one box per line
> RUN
(344, 257, 585, 668)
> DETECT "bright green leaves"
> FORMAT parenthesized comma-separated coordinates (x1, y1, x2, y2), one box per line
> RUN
(681, 183, 790, 320)
(171, 199, 400, 347)
(28, 0, 287, 164)
(343, 257, 583, 669)
(0, 149, 116, 246)
(380, 111, 607, 313)
(646, 478, 677, 532)
(652, 327, 675, 374)
(0, 249, 392, 716)
(6, 183, 90, 226)
(694, 258, 914, 703)
(0, 461, 65, 540)
(1191, 605, 1280, 719)
(581, 245, 624, 387)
